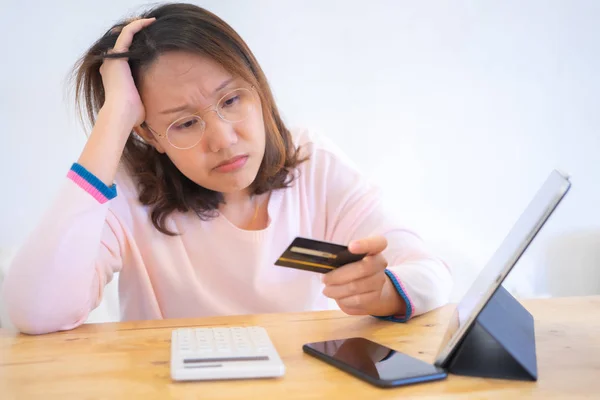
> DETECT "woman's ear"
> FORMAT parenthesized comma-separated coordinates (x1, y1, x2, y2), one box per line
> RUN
(133, 124, 166, 154)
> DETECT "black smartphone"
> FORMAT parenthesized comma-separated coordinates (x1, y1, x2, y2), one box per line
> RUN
(302, 337, 447, 388)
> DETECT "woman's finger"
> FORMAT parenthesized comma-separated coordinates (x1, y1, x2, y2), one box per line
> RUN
(336, 290, 380, 309)
(112, 17, 156, 52)
(348, 235, 388, 256)
(322, 253, 387, 286)
(323, 272, 385, 300)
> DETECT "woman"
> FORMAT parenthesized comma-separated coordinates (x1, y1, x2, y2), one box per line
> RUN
(2, 3, 452, 334)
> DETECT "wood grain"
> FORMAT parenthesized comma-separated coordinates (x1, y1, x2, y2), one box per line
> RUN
(1, 296, 599, 399)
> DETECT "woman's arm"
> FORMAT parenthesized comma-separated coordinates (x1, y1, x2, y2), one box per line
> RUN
(2, 18, 156, 334)
(2, 162, 127, 334)
(305, 133, 452, 320)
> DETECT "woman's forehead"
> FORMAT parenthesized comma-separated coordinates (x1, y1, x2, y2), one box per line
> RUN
(140, 51, 238, 113)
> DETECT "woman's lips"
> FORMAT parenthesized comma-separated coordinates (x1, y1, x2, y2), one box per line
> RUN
(214, 155, 248, 173)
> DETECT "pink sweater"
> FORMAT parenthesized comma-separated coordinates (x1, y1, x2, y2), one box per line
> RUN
(2, 129, 452, 334)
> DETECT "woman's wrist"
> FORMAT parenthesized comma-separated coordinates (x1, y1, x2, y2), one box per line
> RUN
(77, 107, 134, 186)
(371, 276, 407, 317)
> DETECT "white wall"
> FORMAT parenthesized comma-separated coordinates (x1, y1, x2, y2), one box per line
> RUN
(1, 1, 599, 323)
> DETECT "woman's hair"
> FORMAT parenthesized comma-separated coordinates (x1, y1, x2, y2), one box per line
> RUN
(73, 3, 306, 235)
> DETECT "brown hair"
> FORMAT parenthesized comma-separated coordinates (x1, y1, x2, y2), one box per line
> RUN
(72, 3, 306, 235)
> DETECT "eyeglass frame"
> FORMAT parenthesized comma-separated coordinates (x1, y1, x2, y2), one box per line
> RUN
(142, 85, 257, 150)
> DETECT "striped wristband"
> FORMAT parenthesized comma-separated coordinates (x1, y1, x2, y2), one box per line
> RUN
(66, 163, 117, 204)
(373, 269, 415, 323)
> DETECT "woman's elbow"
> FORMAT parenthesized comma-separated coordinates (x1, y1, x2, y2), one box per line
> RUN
(2, 284, 87, 335)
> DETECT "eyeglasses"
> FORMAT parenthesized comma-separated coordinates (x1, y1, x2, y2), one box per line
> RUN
(143, 86, 256, 150)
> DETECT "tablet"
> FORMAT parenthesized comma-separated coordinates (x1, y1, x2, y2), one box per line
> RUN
(434, 170, 571, 367)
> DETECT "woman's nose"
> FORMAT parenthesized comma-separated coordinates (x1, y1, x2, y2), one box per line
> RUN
(202, 112, 238, 153)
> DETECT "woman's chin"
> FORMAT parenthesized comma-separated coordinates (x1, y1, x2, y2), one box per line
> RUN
(210, 174, 258, 195)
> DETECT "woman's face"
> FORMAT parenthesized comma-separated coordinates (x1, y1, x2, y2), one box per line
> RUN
(137, 51, 266, 195)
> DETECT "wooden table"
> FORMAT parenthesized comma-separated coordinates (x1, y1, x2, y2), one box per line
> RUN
(1, 296, 599, 399)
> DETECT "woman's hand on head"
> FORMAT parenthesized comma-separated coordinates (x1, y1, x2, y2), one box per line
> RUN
(322, 236, 406, 317)
(99, 18, 156, 131)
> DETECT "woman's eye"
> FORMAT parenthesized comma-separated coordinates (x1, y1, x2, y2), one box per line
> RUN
(175, 118, 198, 130)
(222, 95, 240, 108)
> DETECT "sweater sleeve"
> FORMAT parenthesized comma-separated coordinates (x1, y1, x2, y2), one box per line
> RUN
(1, 163, 127, 334)
(305, 134, 453, 321)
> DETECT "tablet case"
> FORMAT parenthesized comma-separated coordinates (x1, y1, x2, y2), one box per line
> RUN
(443, 285, 538, 381)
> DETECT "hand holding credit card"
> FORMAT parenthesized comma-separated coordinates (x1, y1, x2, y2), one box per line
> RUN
(275, 237, 367, 273)
(276, 235, 404, 317)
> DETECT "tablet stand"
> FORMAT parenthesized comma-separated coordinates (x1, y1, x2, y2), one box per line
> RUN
(445, 285, 538, 381)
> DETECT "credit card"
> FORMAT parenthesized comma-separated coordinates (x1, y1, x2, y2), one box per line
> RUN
(275, 237, 367, 274)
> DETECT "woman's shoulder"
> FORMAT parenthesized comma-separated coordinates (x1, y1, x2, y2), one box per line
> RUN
(290, 127, 362, 175)
(286, 128, 379, 216)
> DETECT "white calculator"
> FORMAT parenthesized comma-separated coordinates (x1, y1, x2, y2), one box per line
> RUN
(170, 326, 286, 381)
